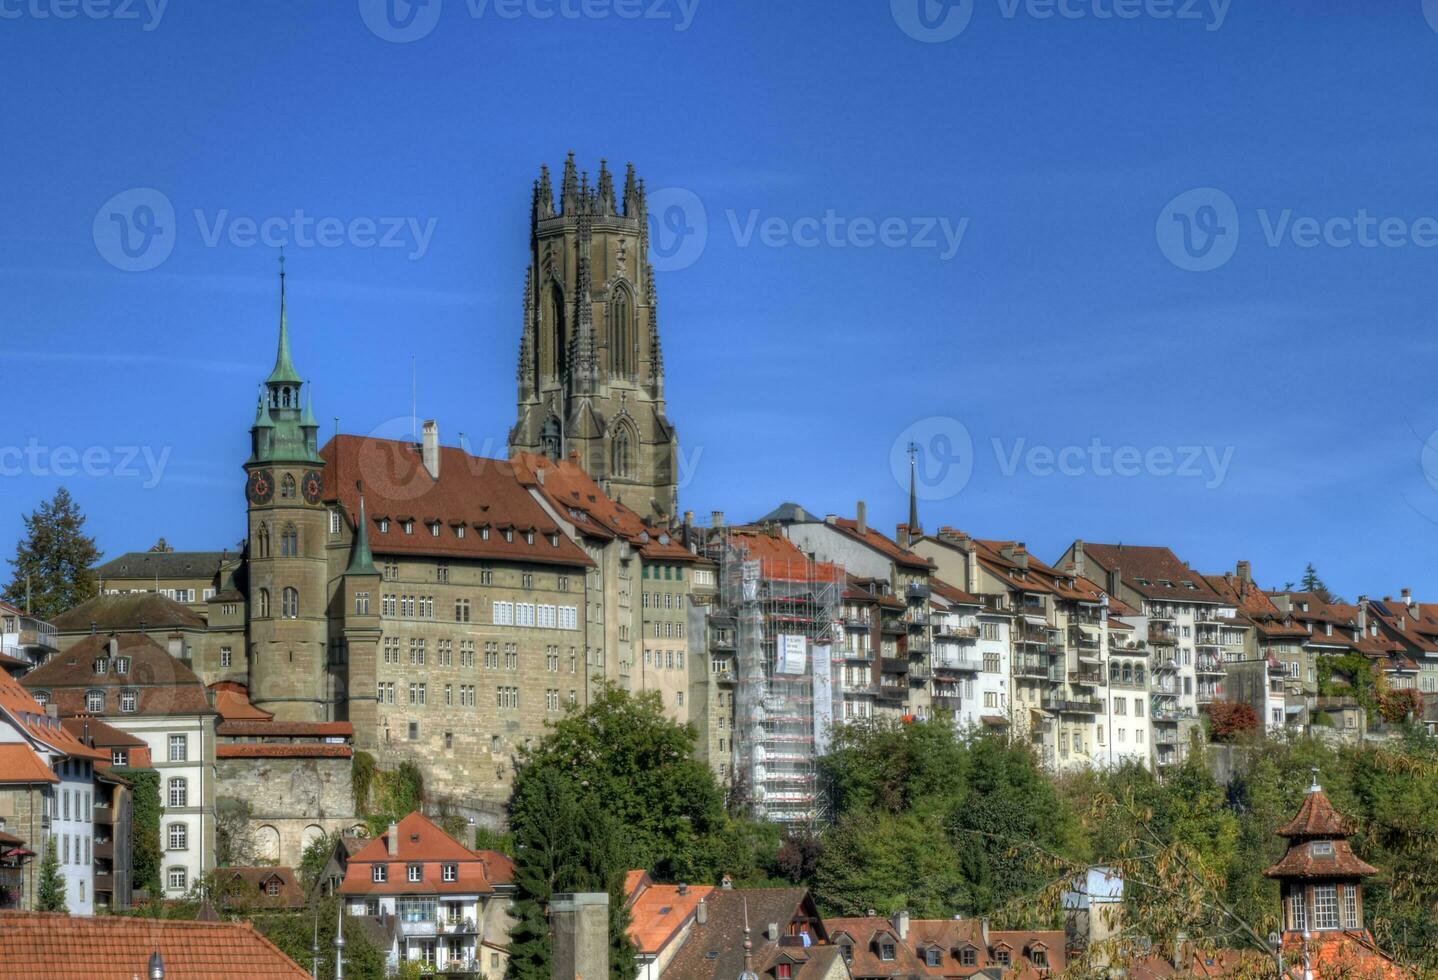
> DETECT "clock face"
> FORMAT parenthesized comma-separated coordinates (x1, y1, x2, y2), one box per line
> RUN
(302, 470, 324, 505)
(246, 468, 274, 505)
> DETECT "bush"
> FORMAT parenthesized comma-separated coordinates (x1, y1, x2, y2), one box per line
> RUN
(1204, 701, 1261, 743)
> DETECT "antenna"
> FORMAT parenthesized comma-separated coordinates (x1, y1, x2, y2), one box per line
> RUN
(411, 355, 417, 445)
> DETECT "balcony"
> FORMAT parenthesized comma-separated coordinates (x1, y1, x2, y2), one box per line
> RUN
(1151, 706, 1194, 723)
(1014, 661, 1061, 683)
(1111, 640, 1148, 656)
(93, 806, 113, 826)
(841, 616, 872, 632)
(1196, 656, 1225, 676)
(936, 623, 980, 640)
(880, 657, 909, 674)
(1148, 626, 1178, 645)
(905, 613, 930, 630)
(1152, 729, 1178, 744)
(1068, 669, 1104, 687)
(909, 664, 932, 683)
(932, 694, 963, 712)
(879, 619, 906, 636)
(1153, 657, 1178, 672)
(1070, 627, 1101, 649)
(1196, 689, 1224, 705)
(877, 684, 908, 703)
(843, 648, 874, 663)
(934, 656, 982, 675)
(93, 839, 114, 861)
(1044, 698, 1103, 715)
(907, 638, 932, 656)
(906, 582, 931, 601)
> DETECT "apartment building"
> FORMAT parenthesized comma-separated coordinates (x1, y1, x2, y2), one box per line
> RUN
(22, 632, 217, 898)
(1202, 564, 1291, 733)
(0, 601, 56, 672)
(929, 578, 1010, 732)
(339, 811, 514, 975)
(93, 546, 235, 611)
(0, 667, 107, 913)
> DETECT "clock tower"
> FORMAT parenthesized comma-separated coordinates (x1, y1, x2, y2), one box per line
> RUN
(244, 258, 330, 722)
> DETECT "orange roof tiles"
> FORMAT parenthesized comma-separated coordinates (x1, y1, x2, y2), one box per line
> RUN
(212, 687, 274, 721)
(322, 437, 592, 569)
(626, 881, 715, 955)
(21, 633, 213, 719)
(726, 527, 843, 582)
(828, 517, 934, 570)
(0, 668, 106, 762)
(0, 910, 311, 978)
(1079, 542, 1223, 602)
(1275, 788, 1354, 838)
(0, 744, 59, 784)
(340, 812, 513, 897)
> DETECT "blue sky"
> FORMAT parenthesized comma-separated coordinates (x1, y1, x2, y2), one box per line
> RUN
(2, 1, 1438, 600)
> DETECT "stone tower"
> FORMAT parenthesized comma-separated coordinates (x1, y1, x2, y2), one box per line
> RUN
(244, 259, 330, 721)
(509, 153, 679, 522)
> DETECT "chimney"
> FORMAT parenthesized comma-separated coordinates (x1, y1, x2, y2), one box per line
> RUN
(966, 543, 978, 592)
(1072, 540, 1085, 577)
(678, 883, 688, 896)
(387, 821, 399, 857)
(1107, 568, 1121, 597)
(1402, 588, 1413, 607)
(711, 511, 724, 530)
(892, 909, 910, 940)
(421, 420, 440, 480)
(1236, 560, 1252, 583)
(1357, 596, 1367, 631)
(108, 636, 119, 659)
(767, 922, 779, 941)
(550, 893, 609, 980)
(896, 523, 909, 546)
(695, 897, 708, 925)
(856, 501, 867, 535)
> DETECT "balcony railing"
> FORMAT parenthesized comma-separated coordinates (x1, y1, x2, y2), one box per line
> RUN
(879, 619, 906, 636)
(936, 623, 980, 640)
(907, 638, 932, 656)
(1196, 656, 1226, 676)
(934, 656, 983, 674)
(906, 582, 931, 600)
(841, 616, 872, 631)
(932, 694, 963, 712)
(1153, 657, 1178, 672)
(905, 613, 930, 629)
(877, 684, 908, 702)
(1148, 626, 1178, 645)
(1151, 706, 1195, 722)
(879, 657, 909, 674)
(1068, 669, 1104, 687)
(1111, 640, 1148, 656)
(1044, 698, 1103, 714)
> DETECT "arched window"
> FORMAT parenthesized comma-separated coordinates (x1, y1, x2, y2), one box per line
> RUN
(168, 777, 187, 808)
(281, 523, 299, 557)
(1135, 665, 1145, 686)
(282, 587, 299, 619)
(1122, 664, 1133, 685)
(541, 284, 567, 381)
(280, 473, 296, 499)
(1109, 661, 1120, 683)
(611, 427, 633, 479)
(257, 522, 270, 559)
(258, 588, 270, 618)
(608, 284, 633, 378)
(541, 418, 561, 461)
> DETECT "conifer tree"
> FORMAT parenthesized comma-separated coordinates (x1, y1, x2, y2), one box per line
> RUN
(35, 838, 67, 912)
(3, 487, 100, 621)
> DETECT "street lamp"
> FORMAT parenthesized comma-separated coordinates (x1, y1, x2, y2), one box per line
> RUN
(148, 951, 164, 980)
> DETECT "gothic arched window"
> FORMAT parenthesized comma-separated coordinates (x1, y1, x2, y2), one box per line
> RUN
(608, 284, 633, 378)
(541, 285, 567, 381)
(1109, 661, 1120, 684)
(282, 587, 299, 619)
(281, 523, 299, 557)
(280, 474, 296, 499)
(541, 418, 561, 461)
(257, 523, 270, 558)
(258, 588, 270, 618)
(1134, 665, 1145, 687)
(612, 427, 633, 479)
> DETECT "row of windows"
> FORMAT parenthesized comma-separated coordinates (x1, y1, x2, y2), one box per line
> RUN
(57, 787, 93, 822)
(77, 689, 139, 713)
(374, 683, 578, 712)
(641, 592, 686, 610)
(254, 587, 299, 618)
(57, 832, 90, 868)
(373, 518, 562, 550)
(643, 649, 686, 670)
(370, 862, 461, 884)
(492, 602, 579, 630)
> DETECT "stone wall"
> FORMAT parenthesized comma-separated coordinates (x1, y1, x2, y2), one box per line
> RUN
(216, 756, 360, 868)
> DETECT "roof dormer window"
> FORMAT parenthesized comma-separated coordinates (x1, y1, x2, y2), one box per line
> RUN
(114, 657, 129, 675)
(94, 658, 108, 674)
(430, 523, 440, 537)
(525, 530, 535, 545)
(481, 526, 490, 540)
(456, 525, 466, 539)
(379, 519, 390, 533)
(504, 529, 514, 543)
(403, 521, 414, 535)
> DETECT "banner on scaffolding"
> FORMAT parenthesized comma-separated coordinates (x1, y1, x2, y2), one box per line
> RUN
(742, 560, 760, 602)
(812, 642, 834, 754)
(775, 634, 807, 675)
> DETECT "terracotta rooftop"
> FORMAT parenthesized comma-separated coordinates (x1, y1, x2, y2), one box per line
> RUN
(1078, 542, 1223, 603)
(340, 812, 513, 897)
(321, 436, 592, 569)
(0, 667, 106, 762)
(22, 632, 213, 718)
(660, 887, 829, 980)
(0, 743, 59, 784)
(826, 517, 934, 571)
(1275, 786, 1354, 838)
(50, 592, 206, 632)
(0, 909, 310, 978)
(626, 880, 716, 955)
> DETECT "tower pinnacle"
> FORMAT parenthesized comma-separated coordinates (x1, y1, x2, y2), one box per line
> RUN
(268, 250, 302, 386)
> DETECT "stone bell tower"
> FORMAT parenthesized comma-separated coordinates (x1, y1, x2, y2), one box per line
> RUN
(243, 257, 330, 721)
(509, 152, 680, 523)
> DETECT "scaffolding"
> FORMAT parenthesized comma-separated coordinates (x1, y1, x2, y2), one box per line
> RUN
(709, 529, 844, 826)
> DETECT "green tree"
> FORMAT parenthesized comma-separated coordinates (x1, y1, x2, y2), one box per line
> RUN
(35, 838, 67, 912)
(505, 767, 633, 980)
(2, 487, 100, 621)
(518, 684, 729, 882)
(1298, 562, 1341, 604)
(813, 809, 967, 916)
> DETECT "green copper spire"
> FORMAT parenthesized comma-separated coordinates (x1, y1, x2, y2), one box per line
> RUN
(345, 489, 378, 577)
(267, 251, 303, 386)
(252, 391, 273, 428)
(301, 387, 318, 428)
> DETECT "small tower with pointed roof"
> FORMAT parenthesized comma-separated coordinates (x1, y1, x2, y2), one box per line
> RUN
(244, 255, 331, 722)
(1265, 771, 1378, 939)
(338, 487, 381, 744)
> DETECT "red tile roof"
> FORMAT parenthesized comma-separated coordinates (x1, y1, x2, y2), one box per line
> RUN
(828, 518, 934, 570)
(216, 744, 352, 759)
(321, 436, 592, 569)
(21, 633, 214, 718)
(61, 715, 147, 748)
(626, 881, 715, 955)
(0, 910, 311, 978)
(0, 668, 106, 762)
(511, 453, 701, 564)
(725, 527, 844, 583)
(1078, 543, 1223, 602)
(1275, 788, 1353, 838)
(340, 811, 513, 896)
(212, 687, 274, 722)
(219, 867, 307, 909)
(0, 744, 59, 784)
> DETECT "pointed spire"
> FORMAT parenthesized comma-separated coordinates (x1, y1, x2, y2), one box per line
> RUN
(907, 442, 921, 545)
(345, 486, 378, 577)
(561, 151, 579, 214)
(739, 896, 757, 980)
(623, 162, 640, 217)
(267, 250, 302, 386)
(597, 159, 615, 215)
(535, 163, 554, 221)
(301, 386, 318, 428)
(252, 390, 273, 428)
(333, 889, 346, 980)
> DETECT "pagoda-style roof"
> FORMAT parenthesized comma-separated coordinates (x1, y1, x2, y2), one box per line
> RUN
(1275, 787, 1354, 839)
(1264, 836, 1378, 880)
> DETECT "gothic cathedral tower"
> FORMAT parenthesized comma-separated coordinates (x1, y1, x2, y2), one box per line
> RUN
(244, 260, 330, 722)
(509, 154, 680, 522)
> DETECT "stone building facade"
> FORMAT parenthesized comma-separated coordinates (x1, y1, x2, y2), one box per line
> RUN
(508, 155, 680, 523)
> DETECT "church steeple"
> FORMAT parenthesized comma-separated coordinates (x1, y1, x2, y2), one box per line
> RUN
(251, 255, 321, 465)
(268, 252, 302, 387)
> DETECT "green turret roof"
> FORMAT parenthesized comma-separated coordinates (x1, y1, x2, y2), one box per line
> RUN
(252, 394, 273, 428)
(301, 388, 318, 428)
(345, 493, 378, 577)
(266, 288, 303, 385)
